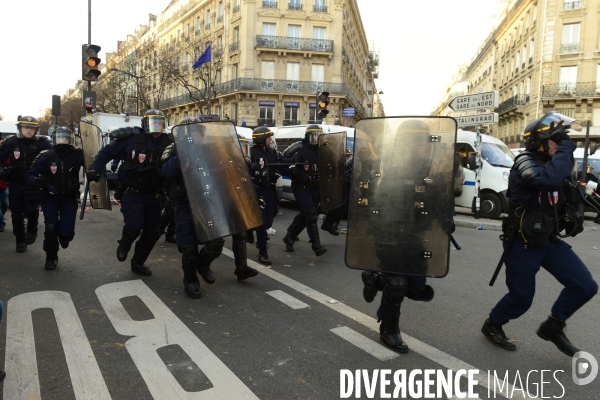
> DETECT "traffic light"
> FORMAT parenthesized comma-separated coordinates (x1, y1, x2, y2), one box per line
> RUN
(82, 44, 102, 81)
(316, 91, 330, 119)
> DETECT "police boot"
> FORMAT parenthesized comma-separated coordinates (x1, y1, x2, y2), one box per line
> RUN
(165, 221, 176, 243)
(43, 224, 59, 270)
(536, 316, 579, 356)
(258, 246, 271, 266)
(232, 232, 258, 281)
(117, 225, 141, 262)
(58, 232, 75, 249)
(481, 318, 516, 351)
(181, 245, 202, 299)
(197, 239, 223, 284)
(379, 277, 408, 353)
(130, 228, 161, 276)
(361, 271, 383, 303)
(321, 213, 340, 236)
(306, 208, 327, 256)
(12, 214, 27, 253)
(25, 209, 39, 245)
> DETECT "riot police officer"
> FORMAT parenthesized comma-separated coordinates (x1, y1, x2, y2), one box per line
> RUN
(26, 127, 84, 270)
(320, 146, 353, 235)
(282, 125, 327, 256)
(249, 126, 285, 264)
(0, 116, 51, 252)
(481, 112, 598, 356)
(87, 109, 173, 276)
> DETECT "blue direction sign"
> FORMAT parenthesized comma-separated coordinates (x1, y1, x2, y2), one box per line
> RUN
(342, 107, 355, 117)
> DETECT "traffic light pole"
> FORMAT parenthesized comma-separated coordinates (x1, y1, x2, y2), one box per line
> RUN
(87, 0, 92, 93)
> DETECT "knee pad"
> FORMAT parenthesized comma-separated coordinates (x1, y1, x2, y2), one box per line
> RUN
(232, 231, 246, 241)
(44, 223, 58, 237)
(205, 239, 225, 258)
(59, 231, 75, 242)
(384, 276, 408, 302)
(145, 227, 162, 242)
(180, 244, 199, 260)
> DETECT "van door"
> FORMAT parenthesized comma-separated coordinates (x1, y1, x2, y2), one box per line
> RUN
(455, 142, 476, 208)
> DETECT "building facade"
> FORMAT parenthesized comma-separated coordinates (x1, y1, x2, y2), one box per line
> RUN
(95, 0, 383, 127)
(434, 0, 600, 148)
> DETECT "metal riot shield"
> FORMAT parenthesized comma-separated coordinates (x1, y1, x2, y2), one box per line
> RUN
(345, 117, 457, 277)
(172, 121, 263, 242)
(318, 131, 347, 211)
(79, 121, 112, 210)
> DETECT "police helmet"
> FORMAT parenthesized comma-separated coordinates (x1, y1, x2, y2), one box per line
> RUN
(16, 115, 40, 138)
(142, 109, 166, 134)
(523, 112, 582, 151)
(252, 126, 274, 145)
(345, 146, 353, 157)
(305, 124, 323, 144)
(52, 126, 76, 147)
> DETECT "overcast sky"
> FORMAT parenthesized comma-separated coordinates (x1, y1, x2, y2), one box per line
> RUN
(0, 0, 501, 121)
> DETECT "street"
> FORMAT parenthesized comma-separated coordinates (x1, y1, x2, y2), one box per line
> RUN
(0, 201, 598, 399)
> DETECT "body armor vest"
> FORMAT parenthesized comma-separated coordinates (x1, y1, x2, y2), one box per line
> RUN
(44, 149, 82, 197)
(4, 136, 46, 183)
(250, 146, 280, 188)
(292, 144, 319, 188)
(119, 133, 172, 190)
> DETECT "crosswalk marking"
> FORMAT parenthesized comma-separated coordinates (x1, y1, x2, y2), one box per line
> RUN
(331, 326, 399, 361)
(266, 290, 310, 309)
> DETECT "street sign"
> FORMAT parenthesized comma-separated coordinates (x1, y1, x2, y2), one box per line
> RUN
(448, 91, 499, 112)
(342, 107, 355, 117)
(455, 113, 498, 127)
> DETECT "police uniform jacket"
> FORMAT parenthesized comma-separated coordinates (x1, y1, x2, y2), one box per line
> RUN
(0, 136, 52, 184)
(249, 145, 284, 189)
(284, 141, 319, 188)
(26, 147, 85, 198)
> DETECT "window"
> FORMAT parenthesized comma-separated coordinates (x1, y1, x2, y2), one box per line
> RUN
(313, 27, 326, 51)
(231, 103, 238, 124)
(196, 17, 201, 33)
(232, 64, 238, 80)
(564, 0, 583, 10)
(263, 23, 276, 36)
(529, 39, 535, 63)
(314, 0, 326, 12)
(284, 106, 299, 124)
(185, 23, 189, 39)
(259, 106, 275, 126)
(206, 9, 211, 29)
(288, 25, 301, 49)
(286, 62, 300, 92)
(231, 27, 240, 52)
(561, 23, 580, 53)
(261, 61, 275, 90)
(310, 64, 324, 92)
(289, 0, 302, 10)
(559, 66, 578, 94)
(515, 52, 520, 73)
(309, 107, 319, 123)
(217, 1, 223, 22)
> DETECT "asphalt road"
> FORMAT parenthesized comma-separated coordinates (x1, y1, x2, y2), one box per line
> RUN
(0, 201, 598, 399)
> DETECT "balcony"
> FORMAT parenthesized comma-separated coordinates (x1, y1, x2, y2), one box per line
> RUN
(288, 2, 302, 10)
(314, 4, 327, 12)
(560, 42, 580, 53)
(258, 118, 276, 126)
(283, 119, 301, 126)
(542, 82, 600, 97)
(494, 94, 530, 114)
(255, 35, 334, 52)
(213, 46, 224, 58)
(229, 41, 239, 52)
(564, 0, 582, 10)
(263, 0, 278, 8)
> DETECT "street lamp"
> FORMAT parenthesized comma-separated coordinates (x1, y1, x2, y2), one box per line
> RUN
(110, 67, 145, 116)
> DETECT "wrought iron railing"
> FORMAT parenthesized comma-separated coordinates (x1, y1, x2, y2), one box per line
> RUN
(494, 94, 530, 114)
(288, 2, 302, 10)
(255, 35, 333, 52)
(283, 119, 301, 126)
(560, 43, 580, 53)
(258, 118, 276, 126)
(213, 46, 224, 58)
(161, 78, 366, 117)
(229, 41, 239, 52)
(542, 82, 600, 97)
(564, 0, 582, 10)
(263, 0, 278, 8)
(314, 4, 327, 12)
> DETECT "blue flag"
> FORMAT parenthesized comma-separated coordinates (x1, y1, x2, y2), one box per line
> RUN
(192, 45, 211, 70)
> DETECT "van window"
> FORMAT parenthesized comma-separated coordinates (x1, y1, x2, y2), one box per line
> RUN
(575, 158, 600, 172)
(482, 143, 514, 168)
(456, 143, 475, 167)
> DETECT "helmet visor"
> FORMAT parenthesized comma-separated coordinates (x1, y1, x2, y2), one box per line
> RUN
(54, 128, 73, 145)
(537, 112, 583, 133)
(147, 116, 166, 133)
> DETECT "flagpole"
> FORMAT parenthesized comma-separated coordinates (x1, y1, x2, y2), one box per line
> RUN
(208, 40, 212, 115)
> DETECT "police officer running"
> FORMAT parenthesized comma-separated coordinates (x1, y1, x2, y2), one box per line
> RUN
(0, 116, 52, 252)
(248, 126, 285, 264)
(87, 109, 173, 276)
(282, 125, 327, 256)
(26, 127, 85, 270)
(481, 112, 598, 356)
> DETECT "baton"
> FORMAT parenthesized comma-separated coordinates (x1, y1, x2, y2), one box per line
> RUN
(489, 247, 510, 286)
(450, 234, 461, 250)
(79, 179, 90, 220)
(263, 162, 308, 167)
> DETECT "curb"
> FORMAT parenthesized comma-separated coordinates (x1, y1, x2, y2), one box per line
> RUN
(455, 219, 502, 231)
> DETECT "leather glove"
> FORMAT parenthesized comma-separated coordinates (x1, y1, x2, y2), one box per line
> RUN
(110, 160, 119, 172)
(31, 175, 45, 187)
(258, 196, 266, 210)
(0, 165, 14, 179)
(251, 162, 262, 171)
(86, 169, 101, 182)
(160, 143, 175, 165)
(550, 122, 570, 144)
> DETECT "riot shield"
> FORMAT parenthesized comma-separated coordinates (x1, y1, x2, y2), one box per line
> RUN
(172, 121, 263, 242)
(79, 121, 111, 211)
(345, 117, 457, 277)
(318, 131, 347, 211)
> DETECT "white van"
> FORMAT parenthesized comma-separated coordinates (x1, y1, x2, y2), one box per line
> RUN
(573, 147, 600, 178)
(455, 130, 514, 219)
(274, 124, 354, 201)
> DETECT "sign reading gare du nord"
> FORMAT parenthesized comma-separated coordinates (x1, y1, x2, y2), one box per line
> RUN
(449, 91, 499, 112)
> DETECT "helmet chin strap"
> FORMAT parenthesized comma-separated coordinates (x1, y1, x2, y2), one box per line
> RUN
(542, 140, 551, 157)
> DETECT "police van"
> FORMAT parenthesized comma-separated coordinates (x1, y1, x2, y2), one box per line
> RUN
(455, 130, 514, 219)
(273, 124, 355, 201)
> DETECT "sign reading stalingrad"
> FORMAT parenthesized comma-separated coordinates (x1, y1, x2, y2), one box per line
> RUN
(448, 91, 499, 112)
(455, 113, 498, 127)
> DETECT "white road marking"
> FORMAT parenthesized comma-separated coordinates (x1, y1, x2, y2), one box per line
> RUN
(330, 326, 399, 361)
(266, 290, 310, 309)
(96, 280, 259, 400)
(4, 291, 111, 400)
(222, 248, 520, 399)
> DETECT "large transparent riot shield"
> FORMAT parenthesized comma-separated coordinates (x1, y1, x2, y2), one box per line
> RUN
(172, 121, 263, 242)
(318, 131, 347, 211)
(79, 121, 111, 210)
(345, 117, 457, 277)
